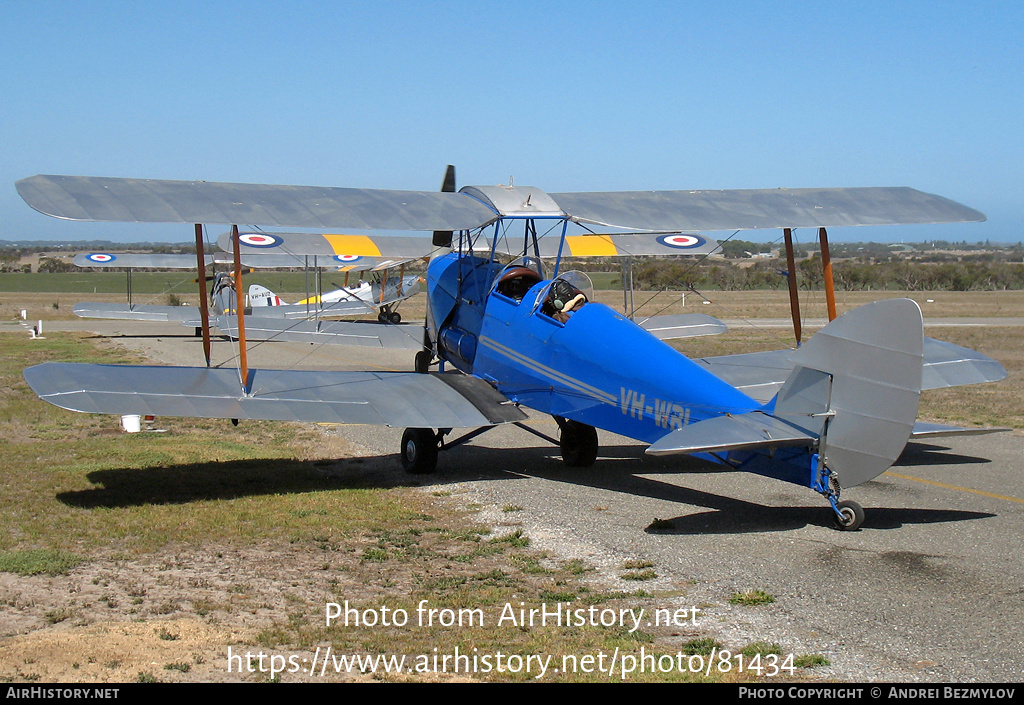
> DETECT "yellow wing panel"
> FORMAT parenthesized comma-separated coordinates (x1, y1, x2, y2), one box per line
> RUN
(564, 235, 619, 257)
(323, 234, 383, 257)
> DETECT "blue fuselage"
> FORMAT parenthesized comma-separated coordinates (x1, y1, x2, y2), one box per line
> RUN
(429, 253, 760, 444)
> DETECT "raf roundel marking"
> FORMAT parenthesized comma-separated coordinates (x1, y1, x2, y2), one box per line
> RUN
(334, 254, 362, 263)
(238, 233, 283, 248)
(656, 234, 706, 249)
(86, 253, 116, 263)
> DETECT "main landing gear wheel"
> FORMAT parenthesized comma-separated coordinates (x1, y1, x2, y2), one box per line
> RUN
(378, 308, 402, 324)
(558, 419, 598, 468)
(401, 428, 438, 474)
(832, 500, 865, 531)
(414, 350, 432, 374)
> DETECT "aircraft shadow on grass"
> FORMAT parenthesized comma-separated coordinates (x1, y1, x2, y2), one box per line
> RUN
(55, 454, 408, 509)
(56, 438, 995, 534)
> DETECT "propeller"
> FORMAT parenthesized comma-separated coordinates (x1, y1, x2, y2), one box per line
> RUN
(418, 165, 455, 372)
(431, 164, 456, 247)
(195, 268, 253, 283)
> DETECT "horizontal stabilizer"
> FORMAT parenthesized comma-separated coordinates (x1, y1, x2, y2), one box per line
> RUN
(911, 421, 1012, 438)
(921, 338, 1009, 389)
(646, 411, 816, 456)
(635, 313, 727, 340)
(24, 363, 525, 428)
(694, 336, 1007, 404)
(690, 349, 793, 403)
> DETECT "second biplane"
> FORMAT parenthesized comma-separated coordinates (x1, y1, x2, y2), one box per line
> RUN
(18, 168, 1007, 530)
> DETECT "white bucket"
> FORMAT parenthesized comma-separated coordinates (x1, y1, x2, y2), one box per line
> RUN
(121, 415, 142, 433)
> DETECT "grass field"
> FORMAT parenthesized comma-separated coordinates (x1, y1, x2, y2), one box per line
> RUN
(3, 330, 811, 683)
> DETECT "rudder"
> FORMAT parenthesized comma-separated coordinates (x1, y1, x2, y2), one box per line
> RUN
(773, 298, 924, 488)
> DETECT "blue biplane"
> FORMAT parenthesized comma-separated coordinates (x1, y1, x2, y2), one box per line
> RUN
(17, 168, 1007, 530)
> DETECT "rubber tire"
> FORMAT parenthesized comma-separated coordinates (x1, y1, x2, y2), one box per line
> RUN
(414, 350, 432, 374)
(389, 312, 402, 324)
(559, 420, 598, 468)
(833, 500, 865, 531)
(401, 428, 438, 474)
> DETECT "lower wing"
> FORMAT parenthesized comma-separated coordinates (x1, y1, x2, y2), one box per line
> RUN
(24, 364, 525, 428)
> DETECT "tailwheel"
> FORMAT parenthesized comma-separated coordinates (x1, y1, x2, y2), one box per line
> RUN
(832, 500, 865, 531)
(401, 428, 439, 474)
(557, 418, 598, 468)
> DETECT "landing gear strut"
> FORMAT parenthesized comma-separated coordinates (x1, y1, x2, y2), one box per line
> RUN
(377, 306, 401, 324)
(814, 456, 866, 531)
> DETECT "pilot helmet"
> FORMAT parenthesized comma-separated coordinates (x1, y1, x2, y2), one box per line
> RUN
(550, 278, 577, 311)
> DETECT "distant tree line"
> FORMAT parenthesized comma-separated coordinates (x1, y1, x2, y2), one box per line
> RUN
(0, 241, 195, 255)
(628, 256, 1024, 292)
(6, 239, 1024, 291)
(0, 254, 26, 273)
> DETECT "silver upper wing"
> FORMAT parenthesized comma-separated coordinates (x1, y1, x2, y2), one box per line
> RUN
(19, 175, 984, 232)
(550, 187, 986, 231)
(17, 175, 499, 231)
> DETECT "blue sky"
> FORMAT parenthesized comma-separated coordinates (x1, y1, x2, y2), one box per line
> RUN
(2, 1, 1021, 244)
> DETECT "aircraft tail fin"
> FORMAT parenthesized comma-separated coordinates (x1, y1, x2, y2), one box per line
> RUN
(210, 273, 235, 315)
(772, 298, 924, 487)
(648, 298, 925, 488)
(248, 284, 286, 307)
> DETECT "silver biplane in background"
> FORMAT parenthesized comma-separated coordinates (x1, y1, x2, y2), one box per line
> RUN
(70, 249, 308, 322)
(71, 245, 435, 349)
(71, 247, 425, 322)
(17, 168, 1007, 530)
(218, 230, 430, 324)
